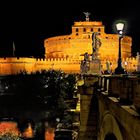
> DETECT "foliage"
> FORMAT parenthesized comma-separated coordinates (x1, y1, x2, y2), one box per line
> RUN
(0, 70, 79, 139)
(1, 69, 77, 118)
(63, 74, 77, 99)
(0, 133, 23, 140)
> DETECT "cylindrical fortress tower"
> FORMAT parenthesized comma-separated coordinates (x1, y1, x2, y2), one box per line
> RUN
(44, 20, 132, 62)
(44, 20, 132, 73)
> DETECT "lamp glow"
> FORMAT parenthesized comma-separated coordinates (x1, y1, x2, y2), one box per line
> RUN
(116, 23, 124, 35)
(114, 22, 126, 74)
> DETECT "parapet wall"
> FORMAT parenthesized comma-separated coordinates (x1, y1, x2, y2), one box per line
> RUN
(0, 56, 138, 75)
(0, 57, 36, 75)
(98, 75, 140, 140)
(0, 57, 81, 75)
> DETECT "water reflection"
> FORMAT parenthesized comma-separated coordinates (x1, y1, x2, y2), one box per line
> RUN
(0, 121, 21, 138)
(0, 121, 55, 140)
(22, 123, 34, 138)
(45, 128, 55, 140)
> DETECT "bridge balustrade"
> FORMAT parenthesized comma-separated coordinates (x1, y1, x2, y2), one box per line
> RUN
(98, 75, 140, 112)
(98, 75, 110, 93)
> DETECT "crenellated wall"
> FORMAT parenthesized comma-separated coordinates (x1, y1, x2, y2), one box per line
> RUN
(0, 58, 36, 75)
(0, 57, 82, 75)
(0, 56, 138, 75)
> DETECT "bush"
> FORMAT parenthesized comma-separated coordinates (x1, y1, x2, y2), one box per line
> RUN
(0, 133, 23, 140)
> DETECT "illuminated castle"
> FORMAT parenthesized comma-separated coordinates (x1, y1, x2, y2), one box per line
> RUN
(0, 17, 138, 75)
(44, 17, 135, 72)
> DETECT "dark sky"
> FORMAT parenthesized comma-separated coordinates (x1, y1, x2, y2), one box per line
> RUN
(0, 0, 140, 57)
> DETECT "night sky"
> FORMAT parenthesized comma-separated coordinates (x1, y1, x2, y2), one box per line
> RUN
(0, 0, 140, 57)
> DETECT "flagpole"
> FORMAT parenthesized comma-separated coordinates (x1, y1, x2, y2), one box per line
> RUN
(13, 41, 15, 57)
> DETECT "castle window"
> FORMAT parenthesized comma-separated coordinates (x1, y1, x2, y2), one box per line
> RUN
(98, 28, 101, 32)
(91, 28, 93, 32)
(83, 28, 86, 32)
(76, 33, 78, 36)
(76, 28, 79, 32)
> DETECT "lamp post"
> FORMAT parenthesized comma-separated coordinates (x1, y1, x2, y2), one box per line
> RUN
(115, 22, 125, 74)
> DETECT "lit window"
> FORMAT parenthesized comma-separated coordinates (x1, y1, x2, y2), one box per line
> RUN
(76, 28, 79, 32)
(83, 28, 86, 32)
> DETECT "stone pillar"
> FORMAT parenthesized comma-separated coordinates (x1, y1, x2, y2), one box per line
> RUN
(136, 52, 140, 72)
(78, 75, 99, 140)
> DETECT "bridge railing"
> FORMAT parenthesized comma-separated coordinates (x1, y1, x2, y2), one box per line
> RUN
(98, 75, 140, 113)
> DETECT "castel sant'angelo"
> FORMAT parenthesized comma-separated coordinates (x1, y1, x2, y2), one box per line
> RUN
(0, 15, 139, 75)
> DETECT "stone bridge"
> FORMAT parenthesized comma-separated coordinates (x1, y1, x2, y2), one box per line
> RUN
(78, 74, 140, 140)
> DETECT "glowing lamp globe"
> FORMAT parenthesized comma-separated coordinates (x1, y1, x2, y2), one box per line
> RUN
(116, 23, 124, 35)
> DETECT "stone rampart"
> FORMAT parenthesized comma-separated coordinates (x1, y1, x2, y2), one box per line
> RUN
(0, 57, 81, 75)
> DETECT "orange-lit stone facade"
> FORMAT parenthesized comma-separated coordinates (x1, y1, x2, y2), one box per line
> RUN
(0, 20, 138, 75)
(45, 21, 132, 61)
(44, 21, 133, 72)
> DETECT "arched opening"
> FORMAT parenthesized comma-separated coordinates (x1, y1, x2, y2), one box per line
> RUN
(104, 133, 117, 140)
(98, 112, 123, 140)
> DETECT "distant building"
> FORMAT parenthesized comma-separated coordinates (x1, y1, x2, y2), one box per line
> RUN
(0, 19, 138, 75)
(45, 21, 132, 60)
(45, 20, 134, 72)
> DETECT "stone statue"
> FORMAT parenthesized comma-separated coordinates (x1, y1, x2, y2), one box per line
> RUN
(84, 52, 89, 61)
(106, 61, 111, 73)
(83, 12, 90, 21)
(136, 52, 140, 72)
(80, 52, 90, 74)
(92, 32, 101, 60)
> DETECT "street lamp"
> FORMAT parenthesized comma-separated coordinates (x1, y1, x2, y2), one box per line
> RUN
(114, 22, 125, 74)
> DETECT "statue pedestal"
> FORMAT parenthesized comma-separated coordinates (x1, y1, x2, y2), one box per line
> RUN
(81, 59, 101, 75)
(88, 59, 101, 75)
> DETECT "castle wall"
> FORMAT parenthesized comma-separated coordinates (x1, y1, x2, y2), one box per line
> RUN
(45, 35, 71, 58)
(35, 58, 81, 73)
(0, 58, 36, 75)
(0, 56, 137, 75)
(44, 24, 132, 64)
(0, 57, 82, 75)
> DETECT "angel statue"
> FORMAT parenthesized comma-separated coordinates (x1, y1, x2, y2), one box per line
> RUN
(83, 12, 90, 21)
(92, 32, 101, 60)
